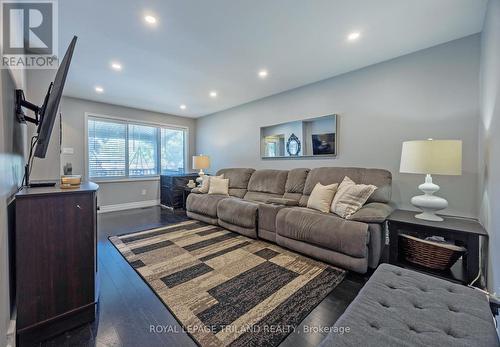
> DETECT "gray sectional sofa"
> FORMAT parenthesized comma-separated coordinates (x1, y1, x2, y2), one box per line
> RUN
(186, 167, 393, 273)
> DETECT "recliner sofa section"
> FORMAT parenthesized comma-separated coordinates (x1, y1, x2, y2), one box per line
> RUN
(275, 167, 392, 273)
(186, 166, 393, 273)
(186, 168, 254, 224)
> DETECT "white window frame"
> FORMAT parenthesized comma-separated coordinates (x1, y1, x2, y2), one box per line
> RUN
(84, 112, 189, 182)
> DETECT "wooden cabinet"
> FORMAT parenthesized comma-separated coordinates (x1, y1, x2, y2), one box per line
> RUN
(15, 182, 99, 345)
(160, 173, 198, 209)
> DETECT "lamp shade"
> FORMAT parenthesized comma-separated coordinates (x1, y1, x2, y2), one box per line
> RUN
(192, 155, 210, 170)
(400, 140, 462, 176)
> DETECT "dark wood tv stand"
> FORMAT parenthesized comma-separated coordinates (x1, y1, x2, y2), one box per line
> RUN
(15, 182, 99, 345)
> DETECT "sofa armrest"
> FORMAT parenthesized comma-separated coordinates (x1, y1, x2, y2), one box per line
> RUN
(191, 187, 203, 194)
(266, 198, 299, 206)
(348, 203, 393, 223)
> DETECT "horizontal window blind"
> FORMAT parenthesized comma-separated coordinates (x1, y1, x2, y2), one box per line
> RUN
(88, 118, 126, 178)
(128, 124, 158, 176)
(87, 116, 186, 179)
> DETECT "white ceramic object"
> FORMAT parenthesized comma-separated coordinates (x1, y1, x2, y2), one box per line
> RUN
(196, 171, 205, 186)
(410, 174, 448, 222)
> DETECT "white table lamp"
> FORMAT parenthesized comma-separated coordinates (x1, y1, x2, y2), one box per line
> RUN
(400, 139, 462, 222)
(192, 155, 210, 184)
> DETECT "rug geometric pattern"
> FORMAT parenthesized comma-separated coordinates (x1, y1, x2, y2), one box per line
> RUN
(110, 220, 346, 347)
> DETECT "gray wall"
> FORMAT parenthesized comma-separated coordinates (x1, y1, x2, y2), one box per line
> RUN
(479, 0, 500, 301)
(197, 35, 481, 217)
(1, 68, 26, 345)
(60, 97, 197, 206)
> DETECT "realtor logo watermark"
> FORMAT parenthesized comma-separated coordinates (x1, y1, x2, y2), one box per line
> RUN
(1, 0, 58, 69)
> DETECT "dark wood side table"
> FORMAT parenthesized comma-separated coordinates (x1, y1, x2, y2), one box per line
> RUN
(160, 172, 198, 209)
(387, 209, 488, 287)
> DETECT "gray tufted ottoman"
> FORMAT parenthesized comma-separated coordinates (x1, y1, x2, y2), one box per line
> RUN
(320, 263, 499, 347)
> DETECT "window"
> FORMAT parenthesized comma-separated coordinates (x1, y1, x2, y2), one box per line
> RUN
(161, 128, 185, 172)
(88, 118, 127, 178)
(87, 115, 186, 179)
(128, 124, 158, 176)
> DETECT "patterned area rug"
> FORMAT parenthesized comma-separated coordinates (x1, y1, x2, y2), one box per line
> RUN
(110, 219, 346, 347)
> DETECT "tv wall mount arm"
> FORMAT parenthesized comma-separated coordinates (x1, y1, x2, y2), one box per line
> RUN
(16, 89, 41, 125)
(16, 83, 52, 126)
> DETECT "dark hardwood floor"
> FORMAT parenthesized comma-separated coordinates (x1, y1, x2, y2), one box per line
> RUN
(41, 206, 368, 347)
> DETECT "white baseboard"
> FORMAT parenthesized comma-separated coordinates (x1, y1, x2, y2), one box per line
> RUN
(99, 199, 160, 213)
(7, 310, 16, 347)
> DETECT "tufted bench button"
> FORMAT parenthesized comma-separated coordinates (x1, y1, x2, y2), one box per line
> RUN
(408, 324, 422, 334)
(419, 287, 427, 292)
(379, 301, 390, 308)
(445, 329, 460, 338)
(369, 322, 380, 330)
(413, 303, 423, 309)
(386, 284, 396, 289)
(448, 306, 458, 312)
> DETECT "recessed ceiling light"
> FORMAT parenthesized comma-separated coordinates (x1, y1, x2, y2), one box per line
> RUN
(347, 32, 361, 41)
(258, 69, 268, 78)
(144, 15, 157, 24)
(209, 91, 217, 98)
(180, 104, 187, 110)
(95, 86, 104, 93)
(111, 62, 122, 71)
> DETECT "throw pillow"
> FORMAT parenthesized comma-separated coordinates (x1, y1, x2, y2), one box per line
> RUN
(331, 176, 377, 218)
(198, 174, 223, 193)
(208, 177, 229, 195)
(307, 182, 339, 213)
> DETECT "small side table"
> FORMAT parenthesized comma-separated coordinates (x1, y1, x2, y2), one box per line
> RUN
(387, 209, 488, 287)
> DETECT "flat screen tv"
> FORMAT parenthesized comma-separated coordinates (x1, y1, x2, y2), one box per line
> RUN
(35, 36, 77, 158)
(312, 133, 335, 155)
(15, 36, 77, 186)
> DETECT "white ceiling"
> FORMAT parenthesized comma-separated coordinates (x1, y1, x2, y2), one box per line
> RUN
(59, 0, 487, 118)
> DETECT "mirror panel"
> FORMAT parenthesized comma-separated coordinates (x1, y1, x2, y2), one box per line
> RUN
(260, 114, 337, 159)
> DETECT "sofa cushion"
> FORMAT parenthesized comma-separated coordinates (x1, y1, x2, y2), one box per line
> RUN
(208, 177, 229, 195)
(227, 188, 247, 199)
(307, 182, 338, 213)
(198, 174, 224, 193)
(300, 167, 392, 206)
(276, 234, 368, 273)
(216, 168, 255, 197)
(350, 202, 394, 223)
(331, 176, 377, 218)
(217, 197, 259, 229)
(258, 203, 286, 233)
(247, 169, 288, 195)
(322, 264, 499, 347)
(283, 168, 310, 201)
(186, 193, 228, 218)
(276, 207, 369, 258)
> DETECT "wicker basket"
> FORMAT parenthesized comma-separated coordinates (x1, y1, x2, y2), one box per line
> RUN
(400, 234, 467, 271)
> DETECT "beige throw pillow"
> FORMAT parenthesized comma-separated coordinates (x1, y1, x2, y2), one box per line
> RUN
(198, 175, 223, 193)
(208, 177, 229, 195)
(331, 176, 377, 218)
(307, 183, 339, 213)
